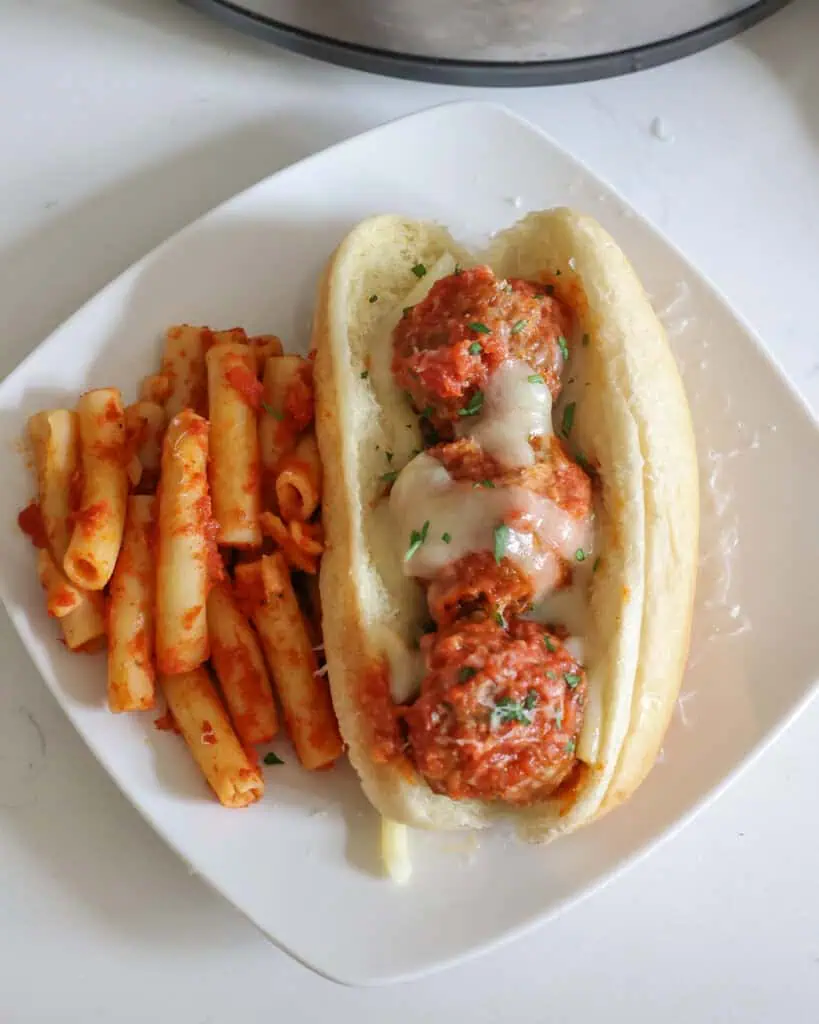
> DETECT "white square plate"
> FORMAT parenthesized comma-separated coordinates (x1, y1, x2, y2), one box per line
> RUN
(1, 101, 818, 986)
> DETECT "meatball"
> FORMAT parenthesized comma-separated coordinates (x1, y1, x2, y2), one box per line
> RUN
(427, 551, 533, 627)
(423, 436, 593, 624)
(404, 618, 585, 804)
(392, 266, 573, 433)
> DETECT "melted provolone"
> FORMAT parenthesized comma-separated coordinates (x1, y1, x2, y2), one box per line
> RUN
(457, 358, 552, 469)
(390, 452, 590, 601)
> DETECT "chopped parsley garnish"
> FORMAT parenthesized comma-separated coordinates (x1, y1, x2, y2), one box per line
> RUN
(368, 294, 378, 304)
(511, 319, 527, 334)
(458, 390, 484, 417)
(411, 263, 427, 278)
(454, 263, 462, 275)
(263, 751, 284, 765)
(421, 405, 434, 419)
(380, 471, 398, 484)
(480, 479, 495, 489)
(582, 333, 590, 347)
(261, 402, 284, 421)
(494, 609, 507, 629)
(468, 341, 482, 355)
(547, 670, 556, 680)
(360, 370, 369, 379)
(544, 636, 556, 653)
(575, 548, 586, 562)
(575, 451, 590, 472)
(404, 520, 430, 562)
(493, 523, 509, 564)
(561, 401, 576, 438)
(593, 556, 602, 573)
(564, 673, 581, 689)
(527, 373, 544, 384)
(468, 322, 491, 335)
(565, 738, 576, 756)
(458, 666, 478, 684)
(441, 531, 452, 544)
(557, 335, 569, 361)
(491, 694, 537, 729)
(402, 306, 412, 318)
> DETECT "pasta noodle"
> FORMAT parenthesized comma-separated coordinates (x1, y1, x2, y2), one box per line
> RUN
(63, 388, 128, 591)
(36, 548, 82, 619)
(238, 554, 342, 770)
(60, 589, 107, 652)
(108, 495, 156, 712)
(207, 581, 279, 746)
(160, 667, 264, 808)
(161, 325, 209, 417)
(206, 342, 262, 547)
(124, 401, 165, 493)
(258, 355, 313, 494)
(274, 432, 322, 522)
(249, 334, 283, 374)
(260, 511, 323, 574)
(156, 410, 215, 674)
(27, 409, 79, 565)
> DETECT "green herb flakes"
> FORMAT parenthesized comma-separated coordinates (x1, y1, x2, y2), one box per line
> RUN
(458, 390, 485, 417)
(493, 524, 509, 564)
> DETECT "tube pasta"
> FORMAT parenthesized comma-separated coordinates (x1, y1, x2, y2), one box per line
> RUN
(206, 343, 262, 547)
(238, 554, 342, 770)
(63, 388, 128, 591)
(60, 589, 107, 652)
(37, 548, 82, 619)
(27, 409, 79, 565)
(18, 321, 344, 818)
(259, 355, 314, 488)
(160, 667, 264, 808)
(161, 325, 210, 417)
(156, 410, 215, 675)
(249, 334, 283, 375)
(124, 401, 165, 492)
(207, 581, 279, 746)
(108, 495, 157, 712)
(274, 432, 322, 522)
(139, 372, 172, 406)
(260, 512, 323, 574)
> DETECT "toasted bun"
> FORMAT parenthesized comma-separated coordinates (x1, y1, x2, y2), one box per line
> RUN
(313, 209, 698, 839)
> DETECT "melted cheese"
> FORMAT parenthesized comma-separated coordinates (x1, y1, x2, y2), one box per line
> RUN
(457, 358, 552, 468)
(390, 452, 590, 601)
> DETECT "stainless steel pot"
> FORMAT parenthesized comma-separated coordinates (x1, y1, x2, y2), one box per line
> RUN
(182, 0, 791, 85)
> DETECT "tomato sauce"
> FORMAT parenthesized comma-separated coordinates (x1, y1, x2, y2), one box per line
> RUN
(225, 362, 264, 410)
(18, 501, 48, 549)
(357, 659, 406, 765)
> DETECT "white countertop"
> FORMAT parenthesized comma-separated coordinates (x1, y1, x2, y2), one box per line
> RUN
(2, 1, 818, 1020)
